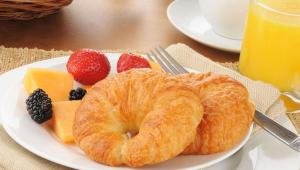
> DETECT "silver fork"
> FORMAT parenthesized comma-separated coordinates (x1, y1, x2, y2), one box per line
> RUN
(147, 46, 300, 152)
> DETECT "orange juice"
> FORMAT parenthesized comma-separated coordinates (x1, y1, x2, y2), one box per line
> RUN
(239, 0, 300, 91)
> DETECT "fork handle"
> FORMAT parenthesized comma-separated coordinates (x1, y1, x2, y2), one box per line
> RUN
(254, 110, 300, 152)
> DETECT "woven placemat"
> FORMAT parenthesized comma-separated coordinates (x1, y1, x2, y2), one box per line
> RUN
(287, 112, 300, 134)
(0, 46, 240, 74)
(0, 46, 72, 74)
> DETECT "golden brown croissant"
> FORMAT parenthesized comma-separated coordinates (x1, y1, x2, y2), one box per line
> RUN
(178, 72, 255, 154)
(73, 69, 204, 167)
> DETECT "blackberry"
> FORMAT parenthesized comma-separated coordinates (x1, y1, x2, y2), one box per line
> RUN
(26, 89, 52, 124)
(69, 87, 87, 100)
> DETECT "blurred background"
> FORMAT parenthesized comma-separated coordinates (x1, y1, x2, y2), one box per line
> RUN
(0, 0, 237, 62)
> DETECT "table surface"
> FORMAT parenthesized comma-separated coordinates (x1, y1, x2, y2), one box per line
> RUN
(0, 0, 239, 62)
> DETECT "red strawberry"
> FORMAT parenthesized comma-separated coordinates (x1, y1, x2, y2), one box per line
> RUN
(117, 53, 151, 73)
(67, 49, 110, 85)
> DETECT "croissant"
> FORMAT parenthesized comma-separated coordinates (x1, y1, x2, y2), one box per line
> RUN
(178, 72, 255, 154)
(73, 69, 204, 167)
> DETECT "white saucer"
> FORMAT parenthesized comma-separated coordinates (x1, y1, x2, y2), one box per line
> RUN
(167, 0, 242, 53)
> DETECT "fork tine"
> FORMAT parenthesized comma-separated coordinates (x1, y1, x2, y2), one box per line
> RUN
(158, 46, 189, 74)
(149, 50, 173, 74)
(154, 48, 180, 75)
(146, 53, 155, 62)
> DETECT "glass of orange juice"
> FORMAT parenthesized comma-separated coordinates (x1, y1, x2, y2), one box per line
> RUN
(239, 0, 300, 92)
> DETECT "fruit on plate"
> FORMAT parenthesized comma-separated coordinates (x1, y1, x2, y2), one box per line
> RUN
(52, 100, 81, 143)
(24, 68, 74, 102)
(67, 49, 111, 85)
(83, 85, 92, 91)
(148, 61, 163, 72)
(69, 87, 87, 100)
(117, 53, 151, 73)
(26, 89, 52, 124)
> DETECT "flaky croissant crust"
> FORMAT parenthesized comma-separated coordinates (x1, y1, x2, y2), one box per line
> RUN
(178, 73, 255, 154)
(73, 69, 254, 167)
(73, 69, 204, 167)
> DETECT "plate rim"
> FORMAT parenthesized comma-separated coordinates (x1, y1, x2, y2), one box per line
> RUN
(166, 0, 241, 53)
(0, 54, 253, 170)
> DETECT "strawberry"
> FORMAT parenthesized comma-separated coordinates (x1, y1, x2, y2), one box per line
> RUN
(67, 49, 110, 85)
(117, 53, 151, 73)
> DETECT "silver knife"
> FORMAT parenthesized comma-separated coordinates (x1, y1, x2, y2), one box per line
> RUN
(254, 110, 300, 152)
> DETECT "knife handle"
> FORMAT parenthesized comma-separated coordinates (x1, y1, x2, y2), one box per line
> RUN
(254, 110, 300, 152)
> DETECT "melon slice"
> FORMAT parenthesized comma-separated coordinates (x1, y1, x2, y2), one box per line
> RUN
(24, 68, 74, 101)
(52, 100, 81, 143)
(149, 61, 163, 72)
(83, 85, 92, 92)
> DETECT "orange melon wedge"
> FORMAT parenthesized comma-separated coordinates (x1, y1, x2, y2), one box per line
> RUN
(52, 100, 81, 144)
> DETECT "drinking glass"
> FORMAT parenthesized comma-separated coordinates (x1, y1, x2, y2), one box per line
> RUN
(239, 0, 300, 91)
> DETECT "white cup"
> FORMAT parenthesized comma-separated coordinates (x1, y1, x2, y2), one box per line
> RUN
(199, 0, 249, 40)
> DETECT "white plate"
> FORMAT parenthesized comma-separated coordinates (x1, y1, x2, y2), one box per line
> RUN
(0, 53, 252, 170)
(167, 0, 242, 53)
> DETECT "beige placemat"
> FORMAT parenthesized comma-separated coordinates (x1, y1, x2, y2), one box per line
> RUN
(0, 44, 297, 170)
